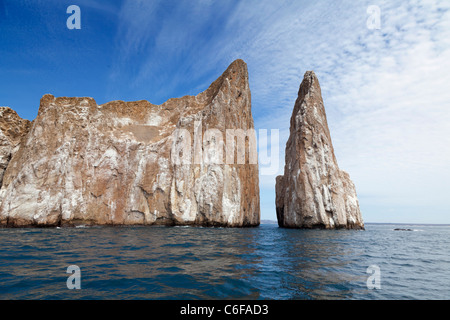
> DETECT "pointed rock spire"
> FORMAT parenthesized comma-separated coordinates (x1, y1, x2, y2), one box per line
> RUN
(276, 71, 364, 230)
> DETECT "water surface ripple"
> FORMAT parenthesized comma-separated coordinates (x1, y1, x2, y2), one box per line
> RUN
(0, 224, 448, 300)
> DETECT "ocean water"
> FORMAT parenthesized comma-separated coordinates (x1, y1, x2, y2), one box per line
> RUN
(0, 223, 449, 300)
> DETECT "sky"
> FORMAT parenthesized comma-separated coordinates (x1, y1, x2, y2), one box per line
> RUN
(1, 0, 449, 224)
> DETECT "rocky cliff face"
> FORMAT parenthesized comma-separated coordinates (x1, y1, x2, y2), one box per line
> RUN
(0, 108, 31, 189)
(276, 71, 364, 230)
(0, 59, 260, 227)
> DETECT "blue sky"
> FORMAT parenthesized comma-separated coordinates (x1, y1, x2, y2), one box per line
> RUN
(1, 0, 450, 223)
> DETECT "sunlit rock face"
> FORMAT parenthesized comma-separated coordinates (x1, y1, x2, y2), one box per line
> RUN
(276, 71, 364, 230)
(0, 59, 260, 228)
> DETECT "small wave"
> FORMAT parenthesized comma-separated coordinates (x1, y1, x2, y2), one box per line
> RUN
(161, 242, 195, 248)
(156, 266, 184, 273)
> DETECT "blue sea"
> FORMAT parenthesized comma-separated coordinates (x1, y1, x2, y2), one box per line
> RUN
(0, 223, 449, 300)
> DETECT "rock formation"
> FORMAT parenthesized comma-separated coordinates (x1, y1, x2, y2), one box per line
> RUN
(276, 71, 364, 230)
(0, 108, 31, 188)
(0, 59, 260, 227)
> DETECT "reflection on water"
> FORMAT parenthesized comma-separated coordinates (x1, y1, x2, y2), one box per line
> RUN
(0, 224, 449, 299)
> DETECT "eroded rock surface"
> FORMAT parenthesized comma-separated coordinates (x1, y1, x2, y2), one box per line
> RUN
(0, 59, 260, 227)
(276, 71, 364, 230)
(0, 107, 31, 188)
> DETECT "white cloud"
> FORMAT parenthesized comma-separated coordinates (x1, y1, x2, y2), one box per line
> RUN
(231, 0, 450, 222)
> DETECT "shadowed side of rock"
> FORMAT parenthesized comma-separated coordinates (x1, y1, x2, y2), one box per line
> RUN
(0, 59, 260, 228)
(0, 107, 31, 189)
(276, 71, 364, 230)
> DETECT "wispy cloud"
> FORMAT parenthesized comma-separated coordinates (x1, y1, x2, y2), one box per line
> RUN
(107, 0, 241, 102)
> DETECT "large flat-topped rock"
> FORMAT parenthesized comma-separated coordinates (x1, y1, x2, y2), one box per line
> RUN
(0, 59, 260, 227)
